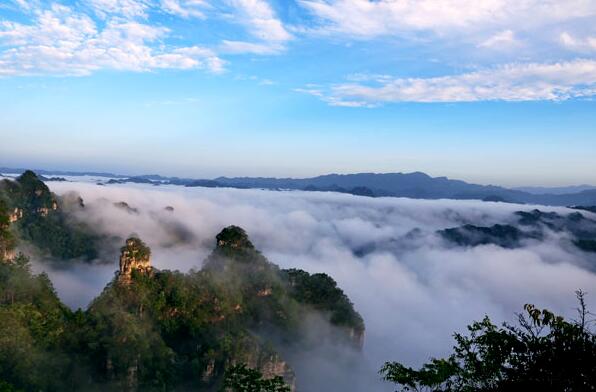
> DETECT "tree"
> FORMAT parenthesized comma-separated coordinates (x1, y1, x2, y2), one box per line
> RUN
(222, 364, 290, 392)
(380, 291, 596, 391)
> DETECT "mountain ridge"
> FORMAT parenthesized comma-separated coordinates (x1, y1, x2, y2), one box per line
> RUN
(3, 167, 596, 206)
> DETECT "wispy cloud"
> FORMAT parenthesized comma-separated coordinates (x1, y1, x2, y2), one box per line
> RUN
(160, 0, 209, 19)
(299, 0, 596, 39)
(85, 0, 150, 19)
(221, 0, 292, 54)
(229, 0, 292, 42)
(478, 30, 520, 49)
(560, 32, 596, 53)
(298, 59, 596, 105)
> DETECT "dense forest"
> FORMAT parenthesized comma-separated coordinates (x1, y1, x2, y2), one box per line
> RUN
(0, 229, 364, 391)
(0, 171, 364, 391)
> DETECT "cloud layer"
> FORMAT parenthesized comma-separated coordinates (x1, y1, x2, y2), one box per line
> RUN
(36, 180, 596, 390)
(299, 59, 596, 105)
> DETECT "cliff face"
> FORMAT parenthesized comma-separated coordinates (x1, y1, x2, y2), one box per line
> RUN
(8, 208, 23, 223)
(231, 338, 296, 391)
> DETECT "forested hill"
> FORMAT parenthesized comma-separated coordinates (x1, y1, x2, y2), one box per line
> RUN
(0, 172, 364, 391)
(0, 170, 99, 260)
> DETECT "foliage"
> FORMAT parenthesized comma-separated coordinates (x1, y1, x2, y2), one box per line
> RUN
(18, 212, 98, 260)
(120, 237, 151, 260)
(284, 268, 364, 332)
(380, 291, 596, 391)
(216, 226, 254, 249)
(0, 255, 77, 391)
(222, 364, 291, 392)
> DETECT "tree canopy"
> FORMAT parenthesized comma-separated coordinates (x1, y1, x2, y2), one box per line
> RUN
(380, 291, 596, 391)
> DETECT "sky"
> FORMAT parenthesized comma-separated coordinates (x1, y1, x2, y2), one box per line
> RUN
(1, 0, 595, 186)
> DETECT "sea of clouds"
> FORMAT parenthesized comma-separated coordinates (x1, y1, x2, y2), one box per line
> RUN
(32, 180, 596, 391)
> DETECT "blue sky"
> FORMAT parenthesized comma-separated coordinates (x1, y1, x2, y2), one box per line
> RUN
(1, 0, 595, 186)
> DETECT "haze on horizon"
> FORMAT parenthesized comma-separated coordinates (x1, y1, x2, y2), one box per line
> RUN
(1, 0, 596, 187)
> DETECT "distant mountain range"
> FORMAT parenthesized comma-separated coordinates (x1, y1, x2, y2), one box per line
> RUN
(512, 185, 596, 195)
(2, 167, 596, 207)
(210, 173, 596, 206)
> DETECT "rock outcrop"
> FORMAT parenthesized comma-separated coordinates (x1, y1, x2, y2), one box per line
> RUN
(230, 338, 296, 391)
(118, 237, 152, 283)
(36, 200, 58, 217)
(8, 208, 22, 223)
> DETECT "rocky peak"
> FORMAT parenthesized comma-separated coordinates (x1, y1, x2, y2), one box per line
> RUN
(118, 237, 152, 283)
(216, 226, 254, 250)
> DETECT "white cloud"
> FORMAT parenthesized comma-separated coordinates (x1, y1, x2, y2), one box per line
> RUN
(299, 0, 596, 38)
(160, 0, 209, 19)
(560, 32, 596, 53)
(86, 0, 150, 19)
(220, 0, 292, 55)
(10, 0, 39, 11)
(229, 0, 292, 42)
(0, 3, 225, 76)
(478, 29, 519, 49)
(298, 59, 596, 105)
